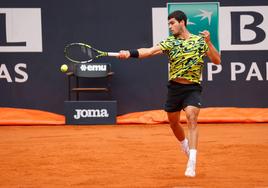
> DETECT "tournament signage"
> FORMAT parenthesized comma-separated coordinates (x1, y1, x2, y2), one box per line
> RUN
(0, 8, 42, 84)
(0, 8, 42, 52)
(0, 0, 267, 116)
(167, 2, 220, 51)
(64, 101, 117, 125)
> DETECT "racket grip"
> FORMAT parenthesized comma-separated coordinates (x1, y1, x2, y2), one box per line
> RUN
(108, 52, 119, 57)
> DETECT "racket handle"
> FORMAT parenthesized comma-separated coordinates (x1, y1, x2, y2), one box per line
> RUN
(108, 52, 119, 57)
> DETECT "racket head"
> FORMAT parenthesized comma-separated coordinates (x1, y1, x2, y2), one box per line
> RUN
(64, 43, 107, 64)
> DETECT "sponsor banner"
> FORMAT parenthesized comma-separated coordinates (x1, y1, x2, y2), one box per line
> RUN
(220, 6, 268, 51)
(167, 2, 220, 51)
(152, 6, 268, 51)
(64, 101, 117, 125)
(0, 1, 268, 116)
(0, 8, 42, 52)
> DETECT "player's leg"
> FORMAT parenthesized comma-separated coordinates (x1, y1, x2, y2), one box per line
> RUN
(185, 106, 200, 149)
(165, 81, 190, 157)
(167, 111, 184, 140)
(184, 105, 200, 177)
(182, 85, 202, 178)
(167, 111, 189, 156)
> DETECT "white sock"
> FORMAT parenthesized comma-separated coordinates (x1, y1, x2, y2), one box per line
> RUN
(180, 138, 188, 146)
(189, 149, 197, 162)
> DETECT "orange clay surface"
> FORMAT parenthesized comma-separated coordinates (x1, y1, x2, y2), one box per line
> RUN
(0, 124, 268, 188)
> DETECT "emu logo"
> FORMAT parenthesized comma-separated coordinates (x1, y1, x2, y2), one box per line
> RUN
(73, 109, 109, 119)
(80, 64, 107, 71)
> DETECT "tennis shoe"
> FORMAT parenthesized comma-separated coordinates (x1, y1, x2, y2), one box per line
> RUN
(184, 160, 196, 177)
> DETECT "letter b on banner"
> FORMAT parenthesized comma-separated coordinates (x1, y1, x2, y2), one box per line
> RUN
(220, 6, 268, 51)
(231, 11, 266, 44)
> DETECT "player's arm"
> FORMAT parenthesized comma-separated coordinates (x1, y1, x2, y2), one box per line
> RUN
(118, 45, 163, 59)
(200, 30, 221, 65)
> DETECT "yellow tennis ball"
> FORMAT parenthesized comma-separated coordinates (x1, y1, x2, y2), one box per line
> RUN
(60, 64, 68, 72)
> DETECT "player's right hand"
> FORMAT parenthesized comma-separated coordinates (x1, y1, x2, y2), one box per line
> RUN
(118, 50, 130, 59)
(200, 30, 211, 44)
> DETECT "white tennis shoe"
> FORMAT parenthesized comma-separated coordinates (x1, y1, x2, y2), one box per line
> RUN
(184, 160, 196, 177)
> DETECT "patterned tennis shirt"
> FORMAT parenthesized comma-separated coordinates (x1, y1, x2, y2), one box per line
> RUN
(159, 34, 208, 84)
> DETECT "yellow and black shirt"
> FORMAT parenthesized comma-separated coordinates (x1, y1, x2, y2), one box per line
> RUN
(159, 34, 208, 84)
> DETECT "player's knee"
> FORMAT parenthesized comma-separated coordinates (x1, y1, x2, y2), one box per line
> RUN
(186, 114, 197, 128)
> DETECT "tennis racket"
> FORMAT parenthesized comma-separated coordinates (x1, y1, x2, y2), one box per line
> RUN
(64, 43, 119, 64)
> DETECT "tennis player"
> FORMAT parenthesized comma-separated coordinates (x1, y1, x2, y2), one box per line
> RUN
(118, 10, 221, 177)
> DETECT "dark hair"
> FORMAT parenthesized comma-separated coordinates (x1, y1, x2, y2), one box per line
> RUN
(168, 10, 187, 26)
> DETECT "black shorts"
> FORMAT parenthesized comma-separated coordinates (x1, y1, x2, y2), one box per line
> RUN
(164, 81, 202, 112)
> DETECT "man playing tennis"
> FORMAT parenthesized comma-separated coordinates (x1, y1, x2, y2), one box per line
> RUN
(118, 10, 221, 177)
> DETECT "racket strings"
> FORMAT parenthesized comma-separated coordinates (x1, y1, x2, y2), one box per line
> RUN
(64, 43, 108, 63)
(79, 46, 93, 58)
(86, 48, 93, 58)
(66, 45, 95, 62)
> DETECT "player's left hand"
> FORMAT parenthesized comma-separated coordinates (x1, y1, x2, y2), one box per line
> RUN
(200, 30, 211, 44)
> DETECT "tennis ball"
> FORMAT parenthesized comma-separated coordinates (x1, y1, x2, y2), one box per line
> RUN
(60, 64, 68, 72)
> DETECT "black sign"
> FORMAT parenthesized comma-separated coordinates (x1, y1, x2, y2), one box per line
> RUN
(64, 101, 117, 125)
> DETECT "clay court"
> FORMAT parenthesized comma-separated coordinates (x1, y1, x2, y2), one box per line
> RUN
(1, 123, 268, 188)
